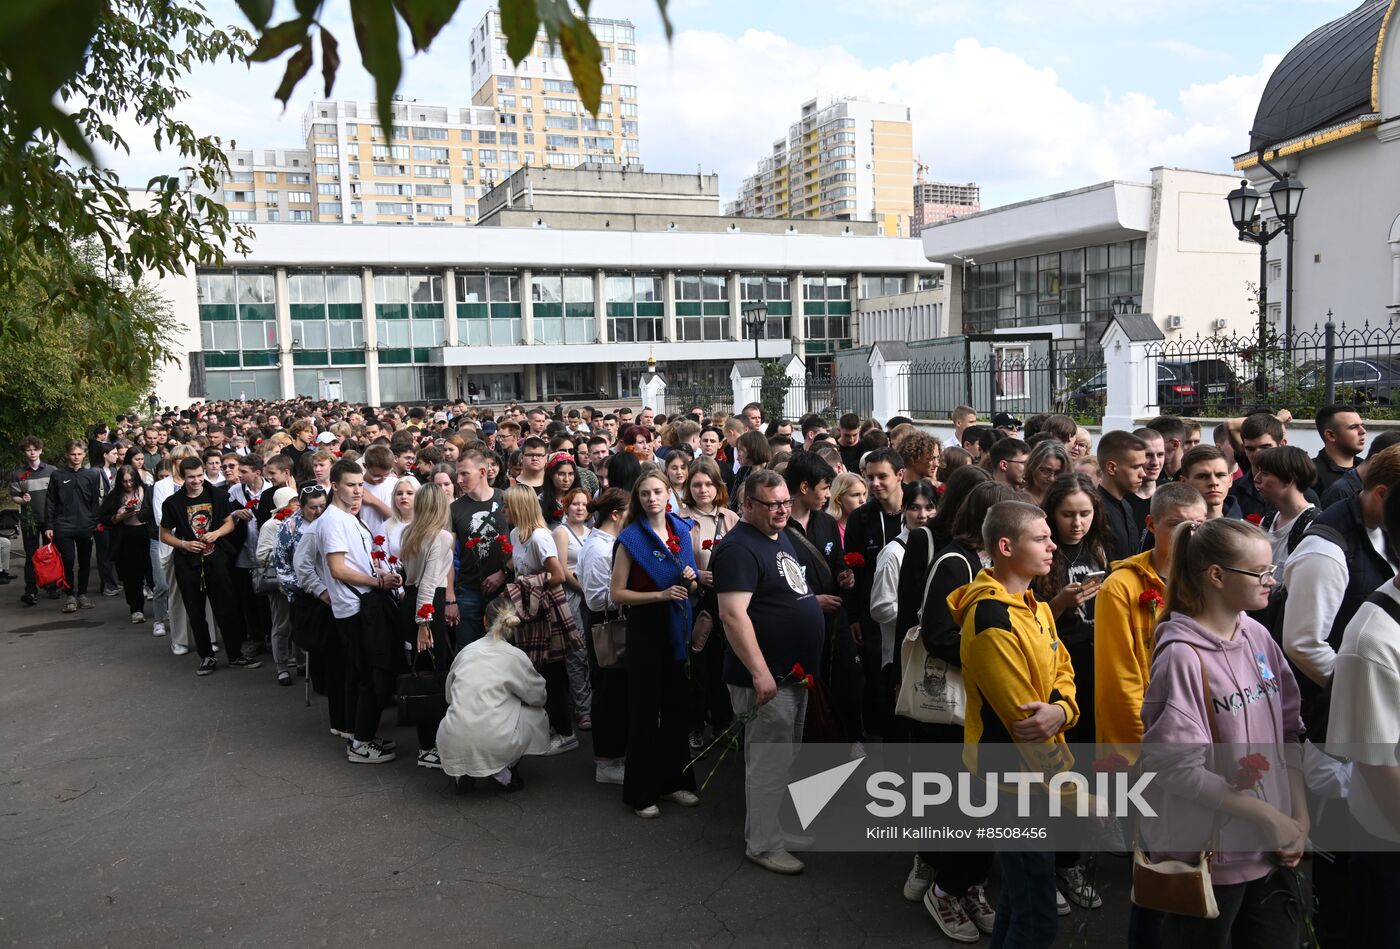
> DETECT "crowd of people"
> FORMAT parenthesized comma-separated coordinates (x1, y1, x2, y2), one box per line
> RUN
(5, 395, 1397, 949)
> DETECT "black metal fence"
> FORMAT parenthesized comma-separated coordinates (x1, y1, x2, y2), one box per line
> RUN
(1142, 318, 1400, 417)
(778, 375, 874, 420)
(902, 335, 1104, 419)
(665, 385, 733, 418)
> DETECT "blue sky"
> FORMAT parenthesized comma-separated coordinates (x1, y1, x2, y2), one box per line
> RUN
(111, 0, 1356, 209)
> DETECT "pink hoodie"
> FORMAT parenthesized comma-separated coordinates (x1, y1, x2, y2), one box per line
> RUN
(1139, 611, 1305, 886)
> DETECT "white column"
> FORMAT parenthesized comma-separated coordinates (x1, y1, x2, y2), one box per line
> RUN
(639, 372, 666, 411)
(791, 271, 806, 352)
(1101, 323, 1159, 433)
(443, 267, 459, 346)
(361, 267, 381, 407)
(519, 268, 534, 345)
(274, 267, 294, 399)
(731, 362, 762, 415)
(727, 271, 743, 342)
(662, 270, 677, 342)
(782, 354, 806, 420)
(594, 269, 608, 344)
(869, 347, 910, 422)
(849, 272, 863, 346)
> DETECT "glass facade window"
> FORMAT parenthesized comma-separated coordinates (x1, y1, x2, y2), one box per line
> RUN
(197, 271, 278, 368)
(605, 274, 662, 342)
(675, 273, 729, 341)
(960, 237, 1143, 344)
(802, 274, 853, 353)
(739, 274, 792, 340)
(531, 272, 594, 344)
(374, 273, 442, 361)
(860, 275, 906, 298)
(287, 271, 365, 369)
(456, 271, 521, 346)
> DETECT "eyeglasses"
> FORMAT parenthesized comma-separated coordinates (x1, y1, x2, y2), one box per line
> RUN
(1218, 564, 1277, 585)
(523, 452, 547, 460)
(748, 497, 793, 511)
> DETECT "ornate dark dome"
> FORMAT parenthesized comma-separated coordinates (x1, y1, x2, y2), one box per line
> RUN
(1249, 0, 1394, 152)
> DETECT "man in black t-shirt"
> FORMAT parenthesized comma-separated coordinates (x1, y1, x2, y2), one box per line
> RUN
(714, 469, 824, 876)
(451, 449, 510, 645)
(159, 457, 257, 676)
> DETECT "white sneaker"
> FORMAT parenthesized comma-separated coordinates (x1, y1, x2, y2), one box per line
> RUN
(594, 759, 625, 785)
(961, 885, 996, 934)
(1055, 889, 1071, 916)
(540, 732, 579, 756)
(634, 805, 660, 819)
(924, 886, 980, 943)
(663, 790, 699, 807)
(170, 643, 190, 656)
(346, 739, 396, 764)
(62, 597, 77, 613)
(416, 748, 443, 770)
(152, 621, 167, 638)
(1057, 865, 1102, 909)
(131, 611, 145, 624)
(903, 854, 935, 902)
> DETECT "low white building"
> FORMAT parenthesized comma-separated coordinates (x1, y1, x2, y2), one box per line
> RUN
(150, 221, 938, 406)
(920, 166, 1258, 351)
(1233, 0, 1400, 332)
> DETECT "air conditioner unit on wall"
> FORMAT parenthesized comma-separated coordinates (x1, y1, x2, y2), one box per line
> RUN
(1167, 314, 1183, 329)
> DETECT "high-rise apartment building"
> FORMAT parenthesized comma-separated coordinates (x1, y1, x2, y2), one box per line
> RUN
(912, 180, 980, 233)
(726, 97, 915, 236)
(468, 10, 640, 170)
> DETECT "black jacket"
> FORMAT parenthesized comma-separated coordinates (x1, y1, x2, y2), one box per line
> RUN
(1097, 485, 1140, 562)
(843, 499, 904, 629)
(44, 465, 101, 534)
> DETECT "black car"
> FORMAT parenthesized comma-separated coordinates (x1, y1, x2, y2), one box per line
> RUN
(1297, 356, 1400, 405)
(1065, 359, 1245, 414)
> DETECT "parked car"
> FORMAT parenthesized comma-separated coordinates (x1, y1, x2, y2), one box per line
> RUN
(1296, 356, 1400, 405)
(1065, 359, 1245, 414)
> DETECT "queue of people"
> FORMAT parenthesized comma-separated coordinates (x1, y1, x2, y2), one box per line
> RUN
(6, 397, 1398, 949)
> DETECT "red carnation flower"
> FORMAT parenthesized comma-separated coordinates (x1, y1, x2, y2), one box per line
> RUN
(1245, 513, 1263, 526)
(666, 537, 681, 554)
(499, 539, 513, 555)
(701, 539, 714, 551)
(843, 552, 865, 568)
(791, 662, 806, 679)
(370, 550, 386, 562)
(554, 507, 564, 519)
(416, 603, 434, 621)
(1240, 752, 1270, 773)
(373, 535, 386, 546)
(464, 537, 481, 550)
(666, 502, 672, 512)
(18, 472, 26, 481)
(802, 674, 815, 690)
(387, 555, 399, 567)
(1139, 588, 1165, 615)
(245, 497, 258, 509)
(274, 507, 293, 521)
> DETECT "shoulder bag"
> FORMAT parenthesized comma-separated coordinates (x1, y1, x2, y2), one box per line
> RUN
(895, 527, 968, 725)
(1130, 646, 1222, 919)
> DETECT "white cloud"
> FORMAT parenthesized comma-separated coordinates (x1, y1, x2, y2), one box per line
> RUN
(638, 30, 1281, 208)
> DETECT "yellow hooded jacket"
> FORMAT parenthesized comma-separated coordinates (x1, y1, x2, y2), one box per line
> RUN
(951, 568, 1078, 776)
(1092, 551, 1164, 755)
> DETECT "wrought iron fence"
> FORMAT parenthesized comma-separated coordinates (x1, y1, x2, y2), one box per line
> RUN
(665, 385, 733, 418)
(778, 374, 874, 420)
(1142, 318, 1400, 417)
(902, 337, 1104, 420)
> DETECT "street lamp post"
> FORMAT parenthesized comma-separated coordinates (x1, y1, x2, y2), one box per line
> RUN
(1226, 158, 1304, 399)
(743, 303, 768, 361)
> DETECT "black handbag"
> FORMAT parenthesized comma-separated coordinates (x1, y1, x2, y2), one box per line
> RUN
(396, 648, 449, 727)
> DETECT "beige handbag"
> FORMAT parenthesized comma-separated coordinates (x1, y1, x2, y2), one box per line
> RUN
(1130, 647, 1221, 919)
(591, 610, 627, 669)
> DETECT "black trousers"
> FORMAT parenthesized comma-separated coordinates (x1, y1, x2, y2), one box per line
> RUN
(112, 525, 148, 614)
(95, 525, 118, 591)
(296, 593, 347, 733)
(1160, 867, 1300, 949)
(230, 564, 271, 648)
(823, 615, 864, 745)
(539, 660, 573, 737)
(910, 719, 995, 894)
(53, 529, 93, 596)
(402, 584, 450, 751)
(1063, 637, 1095, 745)
(623, 604, 695, 809)
(584, 607, 628, 759)
(686, 613, 733, 736)
(21, 522, 42, 595)
(857, 618, 886, 737)
(171, 551, 245, 659)
(336, 612, 392, 743)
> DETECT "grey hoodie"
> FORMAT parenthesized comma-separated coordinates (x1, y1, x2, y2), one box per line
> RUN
(1139, 611, 1305, 886)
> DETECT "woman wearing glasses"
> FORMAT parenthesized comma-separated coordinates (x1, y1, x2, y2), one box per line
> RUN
(1140, 517, 1307, 949)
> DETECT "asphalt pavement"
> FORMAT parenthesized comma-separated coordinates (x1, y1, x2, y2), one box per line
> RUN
(0, 588, 1132, 948)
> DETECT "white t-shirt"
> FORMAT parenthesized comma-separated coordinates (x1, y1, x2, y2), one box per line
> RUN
(152, 477, 178, 550)
(1326, 579, 1400, 842)
(318, 504, 375, 620)
(511, 526, 558, 577)
(1265, 506, 1312, 574)
(360, 474, 399, 537)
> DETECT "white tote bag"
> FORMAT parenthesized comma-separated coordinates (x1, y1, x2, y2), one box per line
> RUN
(894, 529, 969, 726)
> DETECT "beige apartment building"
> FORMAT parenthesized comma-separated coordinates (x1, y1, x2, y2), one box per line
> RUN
(726, 96, 915, 237)
(214, 9, 639, 227)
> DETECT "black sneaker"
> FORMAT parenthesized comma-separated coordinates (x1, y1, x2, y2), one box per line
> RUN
(277, 671, 292, 686)
(227, 656, 263, 670)
(20, 592, 37, 606)
(196, 657, 217, 676)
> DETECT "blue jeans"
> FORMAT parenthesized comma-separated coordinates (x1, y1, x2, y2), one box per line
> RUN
(147, 539, 169, 622)
(991, 851, 1058, 949)
(454, 587, 485, 647)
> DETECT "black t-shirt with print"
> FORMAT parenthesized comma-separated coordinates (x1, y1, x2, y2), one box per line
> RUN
(160, 485, 232, 560)
(450, 490, 509, 594)
(711, 521, 825, 688)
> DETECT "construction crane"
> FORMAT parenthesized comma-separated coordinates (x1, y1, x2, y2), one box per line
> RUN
(915, 156, 929, 184)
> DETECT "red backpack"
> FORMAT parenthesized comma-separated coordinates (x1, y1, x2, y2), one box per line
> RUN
(31, 542, 68, 591)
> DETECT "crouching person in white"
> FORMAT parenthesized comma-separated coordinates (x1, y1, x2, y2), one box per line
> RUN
(437, 604, 552, 793)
